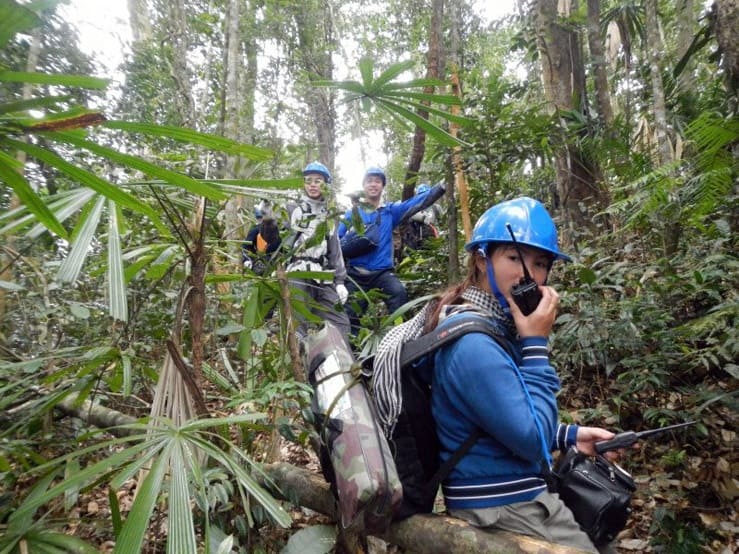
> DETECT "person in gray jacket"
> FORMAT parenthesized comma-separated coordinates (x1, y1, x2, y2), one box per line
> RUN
(283, 161, 351, 339)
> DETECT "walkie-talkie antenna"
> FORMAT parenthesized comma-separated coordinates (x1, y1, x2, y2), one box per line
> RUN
(506, 224, 534, 280)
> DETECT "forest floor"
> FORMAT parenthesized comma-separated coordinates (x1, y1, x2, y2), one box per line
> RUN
(44, 373, 737, 553)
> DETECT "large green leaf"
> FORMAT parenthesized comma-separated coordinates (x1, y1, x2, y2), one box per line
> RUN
(0, 150, 67, 238)
(0, 1, 41, 49)
(0, 70, 108, 89)
(57, 195, 105, 283)
(113, 442, 172, 554)
(4, 137, 158, 220)
(107, 199, 127, 322)
(314, 59, 469, 147)
(376, 98, 469, 147)
(167, 441, 197, 554)
(381, 93, 473, 126)
(103, 120, 273, 161)
(0, 94, 73, 115)
(371, 59, 415, 88)
(47, 131, 228, 201)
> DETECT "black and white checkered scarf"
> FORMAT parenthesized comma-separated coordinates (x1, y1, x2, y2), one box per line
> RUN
(371, 286, 515, 434)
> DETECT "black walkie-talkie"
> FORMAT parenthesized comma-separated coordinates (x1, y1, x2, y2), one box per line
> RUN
(506, 224, 542, 315)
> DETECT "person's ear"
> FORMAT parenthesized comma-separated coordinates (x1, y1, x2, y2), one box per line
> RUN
(474, 248, 487, 272)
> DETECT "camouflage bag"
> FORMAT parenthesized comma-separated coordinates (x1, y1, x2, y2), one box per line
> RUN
(302, 323, 402, 534)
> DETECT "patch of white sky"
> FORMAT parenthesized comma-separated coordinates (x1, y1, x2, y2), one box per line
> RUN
(61, 0, 517, 202)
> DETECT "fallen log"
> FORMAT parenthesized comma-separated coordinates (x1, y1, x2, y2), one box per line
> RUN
(262, 462, 589, 554)
(56, 393, 137, 437)
(55, 400, 588, 552)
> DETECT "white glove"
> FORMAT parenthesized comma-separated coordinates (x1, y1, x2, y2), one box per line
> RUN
(336, 284, 349, 304)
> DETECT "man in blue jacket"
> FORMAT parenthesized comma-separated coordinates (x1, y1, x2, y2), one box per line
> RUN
(338, 166, 444, 334)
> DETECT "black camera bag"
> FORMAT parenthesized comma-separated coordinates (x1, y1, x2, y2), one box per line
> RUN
(555, 447, 636, 545)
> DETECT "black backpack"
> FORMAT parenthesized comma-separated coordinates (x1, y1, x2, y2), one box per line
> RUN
(373, 312, 514, 520)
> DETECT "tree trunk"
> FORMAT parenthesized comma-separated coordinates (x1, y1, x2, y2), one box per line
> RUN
(403, 0, 444, 199)
(223, 0, 241, 178)
(294, 2, 337, 170)
(56, 393, 137, 437)
(534, 0, 606, 241)
(127, 0, 152, 43)
(1, 27, 42, 331)
(645, 0, 673, 167)
(188, 207, 207, 380)
(261, 462, 589, 554)
(715, 0, 739, 96)
(586, 0, 613, 127)
(166, 0, 195, 127)
(645, 0, 681, 256)
(242, 0, 258, 144)
(220, 0, 245, 275)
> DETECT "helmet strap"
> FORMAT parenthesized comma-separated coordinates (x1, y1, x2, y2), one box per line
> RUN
(481, 249, 510, 314)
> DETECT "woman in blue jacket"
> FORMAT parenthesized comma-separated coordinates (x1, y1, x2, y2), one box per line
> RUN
(424, 197, 615, 552)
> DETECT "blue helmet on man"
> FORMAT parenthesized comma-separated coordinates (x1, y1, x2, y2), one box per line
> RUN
(415, 183, 431, 195)
(464, 197, 570, 261)
(363, 166, 386, 186)
(303, 161, 331, 184)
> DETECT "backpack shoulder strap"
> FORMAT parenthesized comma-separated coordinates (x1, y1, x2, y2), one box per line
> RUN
(399, 311, 513, 368)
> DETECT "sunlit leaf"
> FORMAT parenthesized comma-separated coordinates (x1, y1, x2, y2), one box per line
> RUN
(0, 150, 67, 238)
(47, 131, 228, 201)
(4, 137, 158, 220)
(108, 199, 127, 322)
(0, 1, 41, 49)
(0, 70, 108, 89)
(57, 195, 105, 283)
(103, 120, 273, 161)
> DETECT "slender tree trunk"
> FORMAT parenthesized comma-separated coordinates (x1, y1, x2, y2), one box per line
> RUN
(403, 0, 443, 198)
(645, 0, 681, 256)
(715, 0, 739, 96)
(645, 0, 673, 167)
(127, 0, 152, 43)
(242, 0, 258, 144)
(586, 0, 613, 127)
(534, 0, 606, 240)
(188, 211, 208, 380)
(295, 2, 336, 170)
(166, 0, 195, 128)
(1, 28, 42, 328)
(221, 0, 245, 274)
(223, 0, 241, 178)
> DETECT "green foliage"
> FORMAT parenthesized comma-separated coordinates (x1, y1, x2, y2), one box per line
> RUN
(2, 415, 290, 554)
(649, 506, 712, 553)
(315, 58, 471, 148)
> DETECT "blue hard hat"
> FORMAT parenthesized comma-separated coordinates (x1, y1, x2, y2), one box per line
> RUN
(363, 166, 386, 186)
(415, 183, 431, 194)
(465, 197, 570, 261)
(302, 161, 331, 184)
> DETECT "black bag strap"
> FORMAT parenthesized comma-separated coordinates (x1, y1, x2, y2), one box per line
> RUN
(399, 312, 512, 368)
(423, 427, 485, 504)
